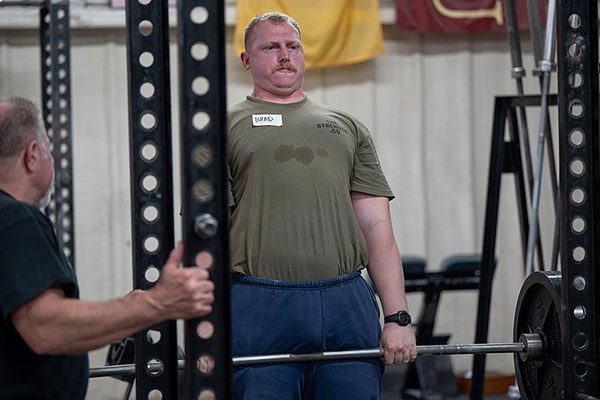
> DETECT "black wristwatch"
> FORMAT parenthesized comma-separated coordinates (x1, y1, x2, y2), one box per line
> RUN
(384, 310, 412, 326)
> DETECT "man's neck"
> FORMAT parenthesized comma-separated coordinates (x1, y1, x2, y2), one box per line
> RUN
(250, 87, 305, 104)
(0, 178, 36, 206)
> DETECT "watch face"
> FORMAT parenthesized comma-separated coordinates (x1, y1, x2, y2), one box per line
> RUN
(398, 313, 410, 325)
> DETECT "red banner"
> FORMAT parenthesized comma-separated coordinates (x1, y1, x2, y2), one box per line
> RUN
(396, 0, 547, 34)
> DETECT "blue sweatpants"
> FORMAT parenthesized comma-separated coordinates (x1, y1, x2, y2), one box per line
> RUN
(231, 271, 383, 400)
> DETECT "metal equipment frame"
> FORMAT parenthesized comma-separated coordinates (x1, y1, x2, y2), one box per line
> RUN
(177, 1, 232, 399)
(125, 0, 178, 397)
(557, 1, 599, 398)
(39, 0, 76, 268)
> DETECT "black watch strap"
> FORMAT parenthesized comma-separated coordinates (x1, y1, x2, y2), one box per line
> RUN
(384, 310, 412, 326)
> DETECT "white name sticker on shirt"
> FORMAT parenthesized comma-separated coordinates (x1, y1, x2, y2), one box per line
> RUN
(252, 114, 283, 127)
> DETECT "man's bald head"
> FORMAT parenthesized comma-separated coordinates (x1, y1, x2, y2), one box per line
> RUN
(0, 97, 45, 163)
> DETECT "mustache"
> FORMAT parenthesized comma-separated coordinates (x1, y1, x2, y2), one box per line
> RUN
(272, 63, 297, 73)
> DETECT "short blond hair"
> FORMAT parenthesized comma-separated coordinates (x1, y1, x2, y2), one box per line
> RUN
(244, 12, 301, 50)
(0, 97, 45, 160)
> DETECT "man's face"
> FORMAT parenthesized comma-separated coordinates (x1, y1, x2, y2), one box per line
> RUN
(242, 21, 305, 98)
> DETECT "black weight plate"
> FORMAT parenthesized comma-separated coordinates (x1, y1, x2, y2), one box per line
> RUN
(514, 271, 564, 400)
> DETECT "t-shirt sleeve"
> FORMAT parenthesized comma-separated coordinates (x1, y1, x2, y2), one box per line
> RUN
(350, 120, 395, 200)
(227, 166, 236, 207)
(0, 208, 76, 323)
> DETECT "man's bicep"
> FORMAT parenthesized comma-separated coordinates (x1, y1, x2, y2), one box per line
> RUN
(351, 191, 389, 223)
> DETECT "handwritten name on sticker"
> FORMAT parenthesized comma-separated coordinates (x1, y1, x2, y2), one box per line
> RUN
(252, 114, 283, 127)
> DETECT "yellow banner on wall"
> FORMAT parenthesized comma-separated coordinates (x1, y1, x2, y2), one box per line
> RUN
(234, 0, 384, 69)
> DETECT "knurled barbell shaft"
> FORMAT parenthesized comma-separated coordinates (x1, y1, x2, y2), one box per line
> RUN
(234, 342, 526, 366)
(89, 335, 540, 378)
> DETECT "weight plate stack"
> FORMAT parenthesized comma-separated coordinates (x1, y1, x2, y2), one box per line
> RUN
(514, 271, 564, 400)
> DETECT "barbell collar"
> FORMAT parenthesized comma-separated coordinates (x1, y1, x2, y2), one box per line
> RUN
(519, 333, 543, 362)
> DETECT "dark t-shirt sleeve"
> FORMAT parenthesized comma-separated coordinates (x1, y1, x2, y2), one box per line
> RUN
(350, 120, 395, 200)
(0, 205, 76, 323)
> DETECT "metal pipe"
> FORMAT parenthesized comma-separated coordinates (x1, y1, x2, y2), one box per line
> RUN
(503, 0, 545, 268)
(0, 0, 45, 6)
(89, 339, 535, 378)
(524, 0, 557, 278)
(526, 0, 544, 68)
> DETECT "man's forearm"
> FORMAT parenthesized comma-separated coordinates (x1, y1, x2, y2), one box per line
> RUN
(13, 288, 163, 355)
(366, 239, 410, 316)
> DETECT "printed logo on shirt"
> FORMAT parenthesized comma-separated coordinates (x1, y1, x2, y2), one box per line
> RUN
(252, 114, 283, 127)
(315, 120, 349, 135)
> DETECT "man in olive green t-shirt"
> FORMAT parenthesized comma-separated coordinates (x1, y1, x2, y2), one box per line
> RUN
(228, 12, 416, 399)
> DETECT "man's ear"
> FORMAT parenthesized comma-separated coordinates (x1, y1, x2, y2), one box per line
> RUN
(23, 140, 40, 173)
(240, 51, 251, 70)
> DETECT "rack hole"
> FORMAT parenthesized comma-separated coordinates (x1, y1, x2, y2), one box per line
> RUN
(575, 361, 588, 378)
(142, 174, 159, 192)
(141, 142, 158, 162)
(147, 329, 161, 344)
(145, 266, 160, 283)
(139, 20, 153, 36)
(192, 76, 210, 96)
(143, 236, 160, 254)
(568, 14, 581, 29)
(573, 276, 586, 291)
(573, 332, 588, 351)
(190, 6, 209, 24)
(574, 305, 586, 320)
(195, 251, 214, 269)
(146, 358, 164, 376)
(570, 188, 585, 205)
(193, 111, 210, 131)
(192, 145, 213, 167)
(197, 321, 214, 339)
(142, 205, 160, 223)
(571, 217, 586, 233)
(197, 355, 215, 375)
(191, 42, 209, 61)
(140, 112, 157, 131)
(572, 246, 586, 262)
(139, 52, 155, 68)
(192, 180, 214, 203)
(569, 100, 584, 118)
(570, 159, 585, 177)
(197, 389, 216, 400)
(568, 42, 582, 59)
(568, 72, 583, 88)
(148, 389, 163, 400)
(140, 82, 155, 99)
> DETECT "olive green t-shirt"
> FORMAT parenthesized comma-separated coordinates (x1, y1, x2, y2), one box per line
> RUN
(228, 96, 394, 280)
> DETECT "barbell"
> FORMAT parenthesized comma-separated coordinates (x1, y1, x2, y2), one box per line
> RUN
(89, 333, 542, 378)
(89, 272, 565, 400)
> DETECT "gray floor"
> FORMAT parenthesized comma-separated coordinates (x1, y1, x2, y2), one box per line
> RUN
(382, 364, 512, 400)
